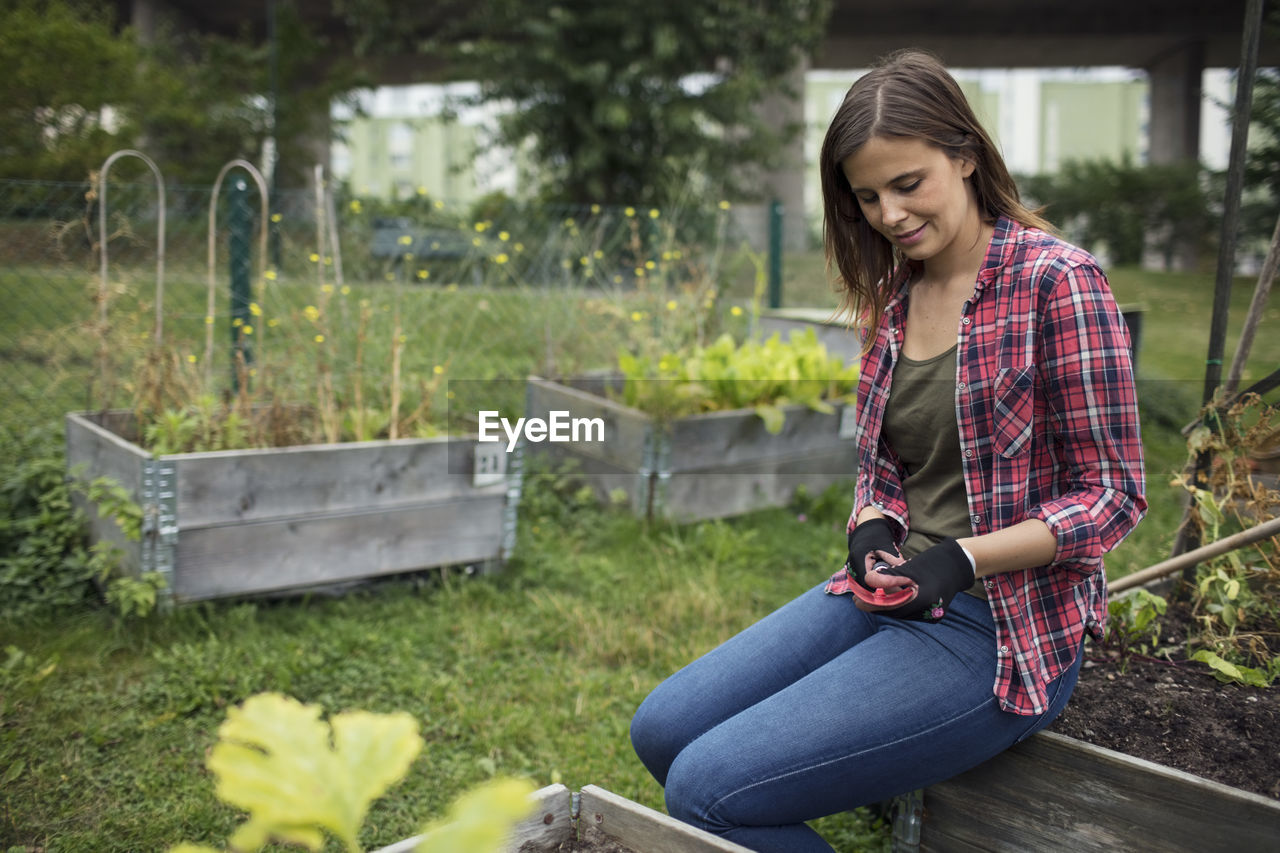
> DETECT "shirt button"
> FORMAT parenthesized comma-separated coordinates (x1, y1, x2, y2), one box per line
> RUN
(971, 514, 982, 526)
(985, 579, 994, 589)
(964, 448, 974, 458)
(999, 645, 1010, 655)
(961, 317, 971, 325)
(957, 382, 967, 391)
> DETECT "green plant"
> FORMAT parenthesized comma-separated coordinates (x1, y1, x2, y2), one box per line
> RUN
(617, 328, 858, 432)
(1106, 588, 1168, 666)
(170, 692, 534, 853)
(1172, 392, 1280, 685)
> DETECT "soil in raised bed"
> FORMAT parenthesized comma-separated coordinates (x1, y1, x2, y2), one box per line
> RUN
(1050, 594, 1280, 800)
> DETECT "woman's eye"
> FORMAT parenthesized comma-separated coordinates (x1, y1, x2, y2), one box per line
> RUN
(857, 194, 877, 204)
(899, 180, 922, 193)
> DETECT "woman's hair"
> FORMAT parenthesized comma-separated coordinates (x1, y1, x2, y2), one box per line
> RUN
(819, 49, 1053, 340)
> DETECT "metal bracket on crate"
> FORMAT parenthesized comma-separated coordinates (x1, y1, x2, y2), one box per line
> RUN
(140, 458, 177, 603)
(890, 789, 924, 852)
(500, 441, 524, 561)
(640, 428, 672, 522)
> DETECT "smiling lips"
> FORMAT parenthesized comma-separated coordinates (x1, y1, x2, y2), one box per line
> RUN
(894, 224, 927, 246)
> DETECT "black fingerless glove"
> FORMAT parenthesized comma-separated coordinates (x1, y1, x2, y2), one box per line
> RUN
(876, 538, 975, 622)
(846, 518, 900, 587)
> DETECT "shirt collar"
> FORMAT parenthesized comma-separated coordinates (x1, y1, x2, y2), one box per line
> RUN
(976, 215, 1018, 290)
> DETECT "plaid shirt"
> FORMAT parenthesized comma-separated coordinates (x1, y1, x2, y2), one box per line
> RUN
(827, 215, 1146, 715)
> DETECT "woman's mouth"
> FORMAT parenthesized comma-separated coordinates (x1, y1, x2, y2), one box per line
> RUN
(894, 224, 926, 246)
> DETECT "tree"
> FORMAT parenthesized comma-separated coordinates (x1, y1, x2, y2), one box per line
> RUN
(435, 0, 832, 207)
(0, 0, 139, 181)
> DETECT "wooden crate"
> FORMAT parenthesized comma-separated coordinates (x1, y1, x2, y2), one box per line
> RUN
(524, 376, 857, 522)
(893, 730, 1280, 852)
(65, 411, 519, 602)
(373, 783, 753, 853)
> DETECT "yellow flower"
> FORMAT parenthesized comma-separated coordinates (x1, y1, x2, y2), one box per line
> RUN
(731, 305, 744, 317)
(232, 317, 243, 327)
(624, 207, 636, 217)
(579, 256, 589, 266)
(249, 302, 262, 316)
(562, 259, 573, 270)
(472, 237, 482, 247)
(303, 305, 320, 322)
(324, 256, 333, 266)
(514, 243, 525, 253)
(495, 253, 510, 264)
(314, 334, 325, 343)
(613, 275, 623, 284)
(630, 311, 644, 322)
(446, 390, 456, 400)
(321, 283, 334, 294)
(349, 200, 363, 214)
(417, 185, 428, 196)
(340, 285, 351, 296)
(309, 253, 320, 263)
(499, 231, 510, 241)
(644, 260, 656, 270)
(666, 300, 678, 311)
(268, 318, 280, 328)
(249, 368, 257, 378)
(433, 199, 445, 209)
(563, 217, 576, 228)
(591, 204, 601, 214)
(399, 235, 413, 246)
(673, 249, 683, 259)
(417, 269, 430, 280)
(186, 354, 197, 364)
(204, 315, 214, 325)
(433, 365, 445, 375)
(649, 208, 660, 219)
(634, 267, 645, 277)
(242, 325, 254, 335)
(398, 334, 408, 344)
(264, 269, 278, 281)
(474, 221, 488, 232)
(271, 212, 283, 223)
(718, 200, 731, 210)
(593, 249, 604, 259)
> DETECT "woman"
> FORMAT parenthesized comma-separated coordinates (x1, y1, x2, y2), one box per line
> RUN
(629, 49, 1146, 852)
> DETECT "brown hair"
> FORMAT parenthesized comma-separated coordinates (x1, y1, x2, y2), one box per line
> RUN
(819, 49, 1054, 344)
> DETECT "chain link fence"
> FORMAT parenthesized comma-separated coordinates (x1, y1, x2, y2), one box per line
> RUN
(0, 174, 773, 450)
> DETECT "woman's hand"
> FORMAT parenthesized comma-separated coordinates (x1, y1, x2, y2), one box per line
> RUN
(856, 538, 974, 621)
(846, 517, 901, 588)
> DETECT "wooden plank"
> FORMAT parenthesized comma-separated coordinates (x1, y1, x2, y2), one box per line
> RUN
(664, 404, 855, 472)
(525, 377, 652, 471)
(170, 438, 504, 527)
(919, 731, 1280, 852)
(369, 783, 574, 853)
(64, 412, 148, 576)
(170, 493, 507, 600)
(579, 785, 754, 853)
(659, 457, 857, 522)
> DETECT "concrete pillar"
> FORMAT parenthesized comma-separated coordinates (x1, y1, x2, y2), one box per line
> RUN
(756, 59, 810, 251)
(1147, 42, 1204, 164)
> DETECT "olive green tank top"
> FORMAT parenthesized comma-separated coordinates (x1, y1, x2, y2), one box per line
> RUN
(881, 345, 983, 598)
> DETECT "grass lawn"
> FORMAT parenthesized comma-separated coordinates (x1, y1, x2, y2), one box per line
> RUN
(2, 247, 1277, 851)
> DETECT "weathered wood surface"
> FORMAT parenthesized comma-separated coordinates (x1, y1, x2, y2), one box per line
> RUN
(524, 377, 857, 522)
(918, 731, 1280, 853)
(173, 492, 506, 599)
(369, 783, 574, 853)
(578, 785, 753, 853)
(65, 412, 148, 571)
(170, 438, 503, 527)
(65, 411, 513, 601)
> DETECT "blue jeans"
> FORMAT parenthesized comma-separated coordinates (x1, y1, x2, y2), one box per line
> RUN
(630, 582, 1083, 852)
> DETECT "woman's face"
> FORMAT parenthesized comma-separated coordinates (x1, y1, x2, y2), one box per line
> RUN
(841, 135, 981, 268)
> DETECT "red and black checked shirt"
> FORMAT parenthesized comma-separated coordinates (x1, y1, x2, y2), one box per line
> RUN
(826, 215, 1147, 716)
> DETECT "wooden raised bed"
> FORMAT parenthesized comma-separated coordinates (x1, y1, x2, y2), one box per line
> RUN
(65, 410, 519, 602)
(524, 376, 857, 522)
(893, 730, 1280, 852)
(373, 783, 752, 853)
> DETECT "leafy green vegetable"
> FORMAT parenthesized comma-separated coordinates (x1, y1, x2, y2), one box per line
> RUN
(413, 777, 537, 853)
(618, 329, 859, 432)
(204, 693, 423, 852)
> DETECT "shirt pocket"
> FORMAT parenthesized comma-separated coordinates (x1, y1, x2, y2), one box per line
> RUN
(992, 365, 1036, 458)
